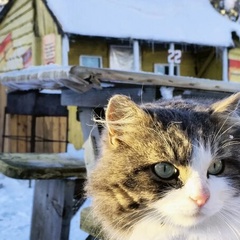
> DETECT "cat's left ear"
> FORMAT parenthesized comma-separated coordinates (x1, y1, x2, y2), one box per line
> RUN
(210, 92, 240, 116)
(105, 94, 148, 145)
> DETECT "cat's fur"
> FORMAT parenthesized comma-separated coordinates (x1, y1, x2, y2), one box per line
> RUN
(86, 93, 240, 240)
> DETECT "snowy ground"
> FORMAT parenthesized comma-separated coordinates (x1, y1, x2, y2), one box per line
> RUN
(0, 145, 91, 240)
(0, 174, 90, 240)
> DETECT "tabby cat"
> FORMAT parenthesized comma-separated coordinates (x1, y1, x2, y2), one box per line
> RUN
(86, 93, 240, 240)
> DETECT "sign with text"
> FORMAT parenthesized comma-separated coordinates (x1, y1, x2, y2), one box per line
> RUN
(167, 49, 182, 64)
(42, 34, 56, 64)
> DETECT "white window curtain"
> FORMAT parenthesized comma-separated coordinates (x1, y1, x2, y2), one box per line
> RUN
(110, 46, 134, 71)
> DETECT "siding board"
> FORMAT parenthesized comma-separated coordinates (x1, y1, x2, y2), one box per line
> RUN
(0, 9, 34, 34)
(1, 1, 32, 28)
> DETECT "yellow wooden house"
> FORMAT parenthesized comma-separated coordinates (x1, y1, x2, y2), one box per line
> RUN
(0, 0, 240, 153)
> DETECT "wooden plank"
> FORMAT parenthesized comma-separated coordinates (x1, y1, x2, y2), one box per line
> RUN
(9, 115, 18, 152)
(80, 207, 104, 239)
(78, 108, 101, 173)
(69, 66, 240, 93)
(42, 117, 51, 153)
(59, 117, 67, 152)
(2, 1, 32, 27)
(197, 50, 215, 78)
(61, 86, 156, 107)
(35, 0, 59, 36)
(30, 179, 75, 240)
(3, 113, 10, 152)
(2, 66, 240, 93)
(27, 115, 32, 152)
(0, 153, 86, 179)
(17, 115, 28, 153)
(67, 106, 84, 150)
(12, 32, 34, 48)
(0, 9, 34, 35)
(11, 22, 33, 41)
(3, 0, 30, 19)
(52, 117, 60, 153)
(35, 117, 44, 152)
(0, 85, 6, 152)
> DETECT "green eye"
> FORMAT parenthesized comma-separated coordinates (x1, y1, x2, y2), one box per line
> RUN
(153, 162, 178, 180)
(208, 160, 224, 176)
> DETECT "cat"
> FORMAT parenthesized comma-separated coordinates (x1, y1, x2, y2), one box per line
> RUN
(86, 93, 240, 240)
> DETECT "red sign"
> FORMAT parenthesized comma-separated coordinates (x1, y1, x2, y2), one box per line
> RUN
(0, 33, 12, 60)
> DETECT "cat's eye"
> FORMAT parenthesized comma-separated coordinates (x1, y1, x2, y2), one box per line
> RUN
(153, 162, 179, 180)
(207, 160, 224, 176)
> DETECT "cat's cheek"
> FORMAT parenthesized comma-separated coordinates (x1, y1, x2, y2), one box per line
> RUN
(202, 177, 236, 215)
(151, 190, 202, 227)
(150, 177, 233, 228)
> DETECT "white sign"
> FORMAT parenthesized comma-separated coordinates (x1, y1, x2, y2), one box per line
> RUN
(168, 49, 182, 64)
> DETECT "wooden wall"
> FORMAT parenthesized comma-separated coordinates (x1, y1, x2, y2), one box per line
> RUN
(69, 37, 109, 67)
(141, 44, 196, 77)
(0, 0, 34, 153)
(195, 47, 222, 80)
(69, 38, 198, 77)
(0, 0, 67, 153)
(0, 0, 34, 72)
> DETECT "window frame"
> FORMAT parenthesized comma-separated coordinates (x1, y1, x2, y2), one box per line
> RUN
(79, 55, 103, 68)
(154, 63, 180, 76)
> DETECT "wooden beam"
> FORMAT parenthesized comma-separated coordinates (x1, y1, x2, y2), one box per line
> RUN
(0, 153, 86, 179)
(70, 66, 240, 93)
(1, 65, 240, 93)
(30, 179, 75, 240)
(197, 49, 215, 78)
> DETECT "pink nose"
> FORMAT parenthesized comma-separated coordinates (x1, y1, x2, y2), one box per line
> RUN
(189, 192, 210, 207)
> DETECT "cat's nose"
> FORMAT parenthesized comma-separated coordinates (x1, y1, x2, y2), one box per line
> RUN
(189, 192, 210, 207)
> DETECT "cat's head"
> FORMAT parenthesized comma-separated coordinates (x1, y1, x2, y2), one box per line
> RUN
(86, 93, 240, 238)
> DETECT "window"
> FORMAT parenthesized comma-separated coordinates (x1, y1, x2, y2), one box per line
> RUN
(79, 55, 102, 68)
(154, 64, 180, 75)
(109, 45, 134, 71)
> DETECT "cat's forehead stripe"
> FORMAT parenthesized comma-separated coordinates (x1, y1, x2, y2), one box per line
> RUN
(191, 140, 213, 171)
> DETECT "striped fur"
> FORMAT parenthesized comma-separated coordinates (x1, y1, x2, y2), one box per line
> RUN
(86, 93, 240, 240)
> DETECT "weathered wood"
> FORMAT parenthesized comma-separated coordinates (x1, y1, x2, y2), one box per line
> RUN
(0, 84, 6, 152)
(67, 106, 84, 149)
(80, 207, 104, 239)
(70, 66, 240, 93)
(1, 66, 240, 93)
(30, 179, 75, 240)
(78, 108, 101, 173)
(61, 86, 156, 107)
(197, 49, 215, 78)
(0, 153, 86, 179)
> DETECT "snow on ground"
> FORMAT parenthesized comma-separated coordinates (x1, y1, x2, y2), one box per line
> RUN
(0, 145, 91, 240)
(0, 174, 90, 240)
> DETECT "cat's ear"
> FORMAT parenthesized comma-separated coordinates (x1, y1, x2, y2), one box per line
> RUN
(210, 92, 240, 116)
(105, 95, 147, 143)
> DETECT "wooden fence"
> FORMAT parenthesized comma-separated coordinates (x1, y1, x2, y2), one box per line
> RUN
(0, 85, 69, 153)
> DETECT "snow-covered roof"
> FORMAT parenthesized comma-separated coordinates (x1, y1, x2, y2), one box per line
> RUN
(46, 0, 240, 47)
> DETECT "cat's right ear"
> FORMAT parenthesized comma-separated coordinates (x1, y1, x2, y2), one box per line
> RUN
(105, 94, 147, 145)
(210, 92, 240, 116)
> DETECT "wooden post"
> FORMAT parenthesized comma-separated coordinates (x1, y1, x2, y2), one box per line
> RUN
(78, 108, 100, 173)
(169, 43, 175, 76)
(30, 179, 75, 240)
(222, 47, 228, 82)
(133, 40, 140, 71)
